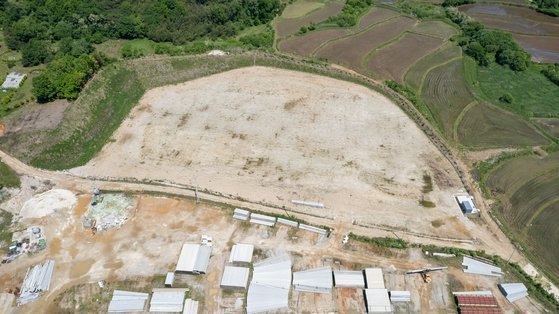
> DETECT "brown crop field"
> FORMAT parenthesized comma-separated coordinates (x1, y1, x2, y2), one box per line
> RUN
(421, 59, 474, 137)
(358, 7, 400, 29)
(367, 33, 444, 82)
(456, 102, 548, 148)
(512, 34, 559, 63)
(459, 4, 559, 35)
(278, 29, 351, 56)
(404, 44, 462, 91)
(534, 118, 559, 138)
(412, 21, 459, 39)
(315, 17, 415, 69)
(275, 0, 345, 37)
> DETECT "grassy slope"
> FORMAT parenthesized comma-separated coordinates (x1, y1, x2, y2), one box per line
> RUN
(0, 161, 20, 188)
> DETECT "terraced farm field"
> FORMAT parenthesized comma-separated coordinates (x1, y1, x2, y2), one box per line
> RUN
(412, 20, 458, 39)
(275, 0, 344, 37)
(535, 118, 559, 138)
(315, 17, 415, 68)
(282, 0, 325, 19)
(278, 29, 351, 56)
(513, 34, 559, 63)
(404, 44, 462, 90)
(367, 33, 444, 82)
(487, 153, 559, 281)
(421, 58, 474, 137)
(457, 102, 548, 148)
(358, 7, 400, 29)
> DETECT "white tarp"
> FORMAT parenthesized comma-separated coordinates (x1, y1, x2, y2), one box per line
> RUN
(364, 289, 392, 313)
(1, 72, 26, 89)
(229, 243, 254, 264)
(333, 270, 365, 288)
(462, 256, 503, 277)
(220, 266, 250, 289)
(176, 244, 212, 274)
(293, 266, 333, 293)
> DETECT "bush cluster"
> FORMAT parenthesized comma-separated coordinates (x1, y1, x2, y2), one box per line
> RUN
(326, 0, 373, 27)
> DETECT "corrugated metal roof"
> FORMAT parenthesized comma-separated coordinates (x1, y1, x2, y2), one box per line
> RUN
(456, 295, 499, 307)
(183, 299, 199, 314)
(364, 289, 392, 313)
(364, 268, 384, 289)
(247, 253, 292, 313)
(220, 266, 250, 289)
(233, 208, 250, 221)
(299, 223, 327, 235)
(453, 291, 493, 296)
(498, 283, 528, 303)
(165, 272, 175, 287)
(333, 270, 365, 288)
(17, 259, 55, 305)
(108, 290, 149, 313)
(277, 218, 299, 227)
(229, 243, 254, 264)
(462, 256, 503, 277)
(176, 244, 212, 274)
(149, 289, 187, 313)
(246, 283, 289, 314)
(250, 213, 276, 227)
(390, 291, 411, 302)
(459, 307, 502, 314)
(293, 266, 333, 293)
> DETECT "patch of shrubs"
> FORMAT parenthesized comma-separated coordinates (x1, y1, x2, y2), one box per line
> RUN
(348, 233, 408, 249)
(326, 0, 373, 27)
(542, 64, 559, 86)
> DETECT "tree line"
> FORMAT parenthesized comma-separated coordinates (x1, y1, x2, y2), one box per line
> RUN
(0, 0, 282, 102)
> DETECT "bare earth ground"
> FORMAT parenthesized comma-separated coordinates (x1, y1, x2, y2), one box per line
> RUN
(71, 66, 467, 238)
(0, 194, 537, 313)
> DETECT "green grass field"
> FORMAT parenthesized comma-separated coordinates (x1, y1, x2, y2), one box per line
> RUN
(534, 118, 559, 139)
(281, 0, 325, 19)
(0, 161, 20, 189)
(457, 102, 548, 148)
(477, 63, 559, 118)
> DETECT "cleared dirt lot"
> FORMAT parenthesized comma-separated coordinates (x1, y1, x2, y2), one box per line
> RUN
(72, 66, 466, 238)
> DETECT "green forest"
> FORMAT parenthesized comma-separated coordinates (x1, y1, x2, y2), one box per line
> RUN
(0, 0, 282, 102)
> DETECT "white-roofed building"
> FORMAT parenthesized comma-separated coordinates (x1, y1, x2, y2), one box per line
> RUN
(246, 253, 292, 313)
(455, 195, 479, 214)
(333, 270, 365, 288)
(293, 266, 333, 294)
(364, 268, 384, 289)
(149, 288, 187, 312)
(183, 299, 199, 314)
(1, 72, 26, 89)
(220, 266, 250, 289)
(108, 290, 149, 313)
(165, 272, 175, 287)
(175, 244, 212, 274)
(498, 283, 528, 302)
(364, 289, 392, 313)
(250, 213, 276, 227)
(229, 243, 254, 264)
(462, 256, 503, 277)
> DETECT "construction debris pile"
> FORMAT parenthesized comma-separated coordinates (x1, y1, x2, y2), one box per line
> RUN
(83, 193, 133, 232)
(17, 259, 55, 305)
(4, 226, 47, 262)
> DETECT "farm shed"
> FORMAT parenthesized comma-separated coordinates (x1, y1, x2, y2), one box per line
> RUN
(220, 266, 250, 289)
(233, 208, 250, 221)
(364, 289, 392, 313)
(364, 268, 385, 289)
(249, 213, 276, 226)
(1, 72, 26, 89)
(455, 195, 479, 214)
(183, 299, 199, 314)
(498, 283, 528, 303)
(165, 272, 175, 287)
(389, 291, 411, 302)
(455, 294, 501, 314)
(299, 223, 327, 235)
(149, 288, 188, 312)
(246, 253, 292, 313)
(462, 256, 503, 277)
(229, 243, 254, 264)
(333, 270, 365, 288)
(107, 290, 149, 313)
(175, 244, 212, 274)
(293, 266, 333, 293)
(277, 218, 299, 227)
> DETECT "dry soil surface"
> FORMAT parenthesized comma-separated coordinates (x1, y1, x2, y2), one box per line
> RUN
(72, 66, 466, 238)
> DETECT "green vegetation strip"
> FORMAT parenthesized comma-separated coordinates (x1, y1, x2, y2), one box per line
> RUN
(349, 233, 559, 311)
(0, 161, 20, 189)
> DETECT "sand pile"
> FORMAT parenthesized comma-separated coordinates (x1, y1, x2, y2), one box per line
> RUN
(19, 189, 77, 219)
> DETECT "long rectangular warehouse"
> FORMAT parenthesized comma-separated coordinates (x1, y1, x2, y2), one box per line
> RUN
(364, 268, 384, 289)
(333, 270, 365, 288)
(293, 266, 333, 294)
(175, 244, 212, 274)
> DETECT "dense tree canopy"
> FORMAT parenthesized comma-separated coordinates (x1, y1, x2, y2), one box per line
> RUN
(2, 0, 282, 49)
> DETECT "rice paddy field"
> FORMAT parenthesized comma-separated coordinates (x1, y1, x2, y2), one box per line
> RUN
(404, 43, 462, 91)
(459, 4, 559, 63)
(275, 0, 345, 37)
(456, 102, 548, 148)
(421, 58, 474, 138)
(534, 118, 559, 138)
(486, 152, 559, 281)
(278, 28, 351, 56)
